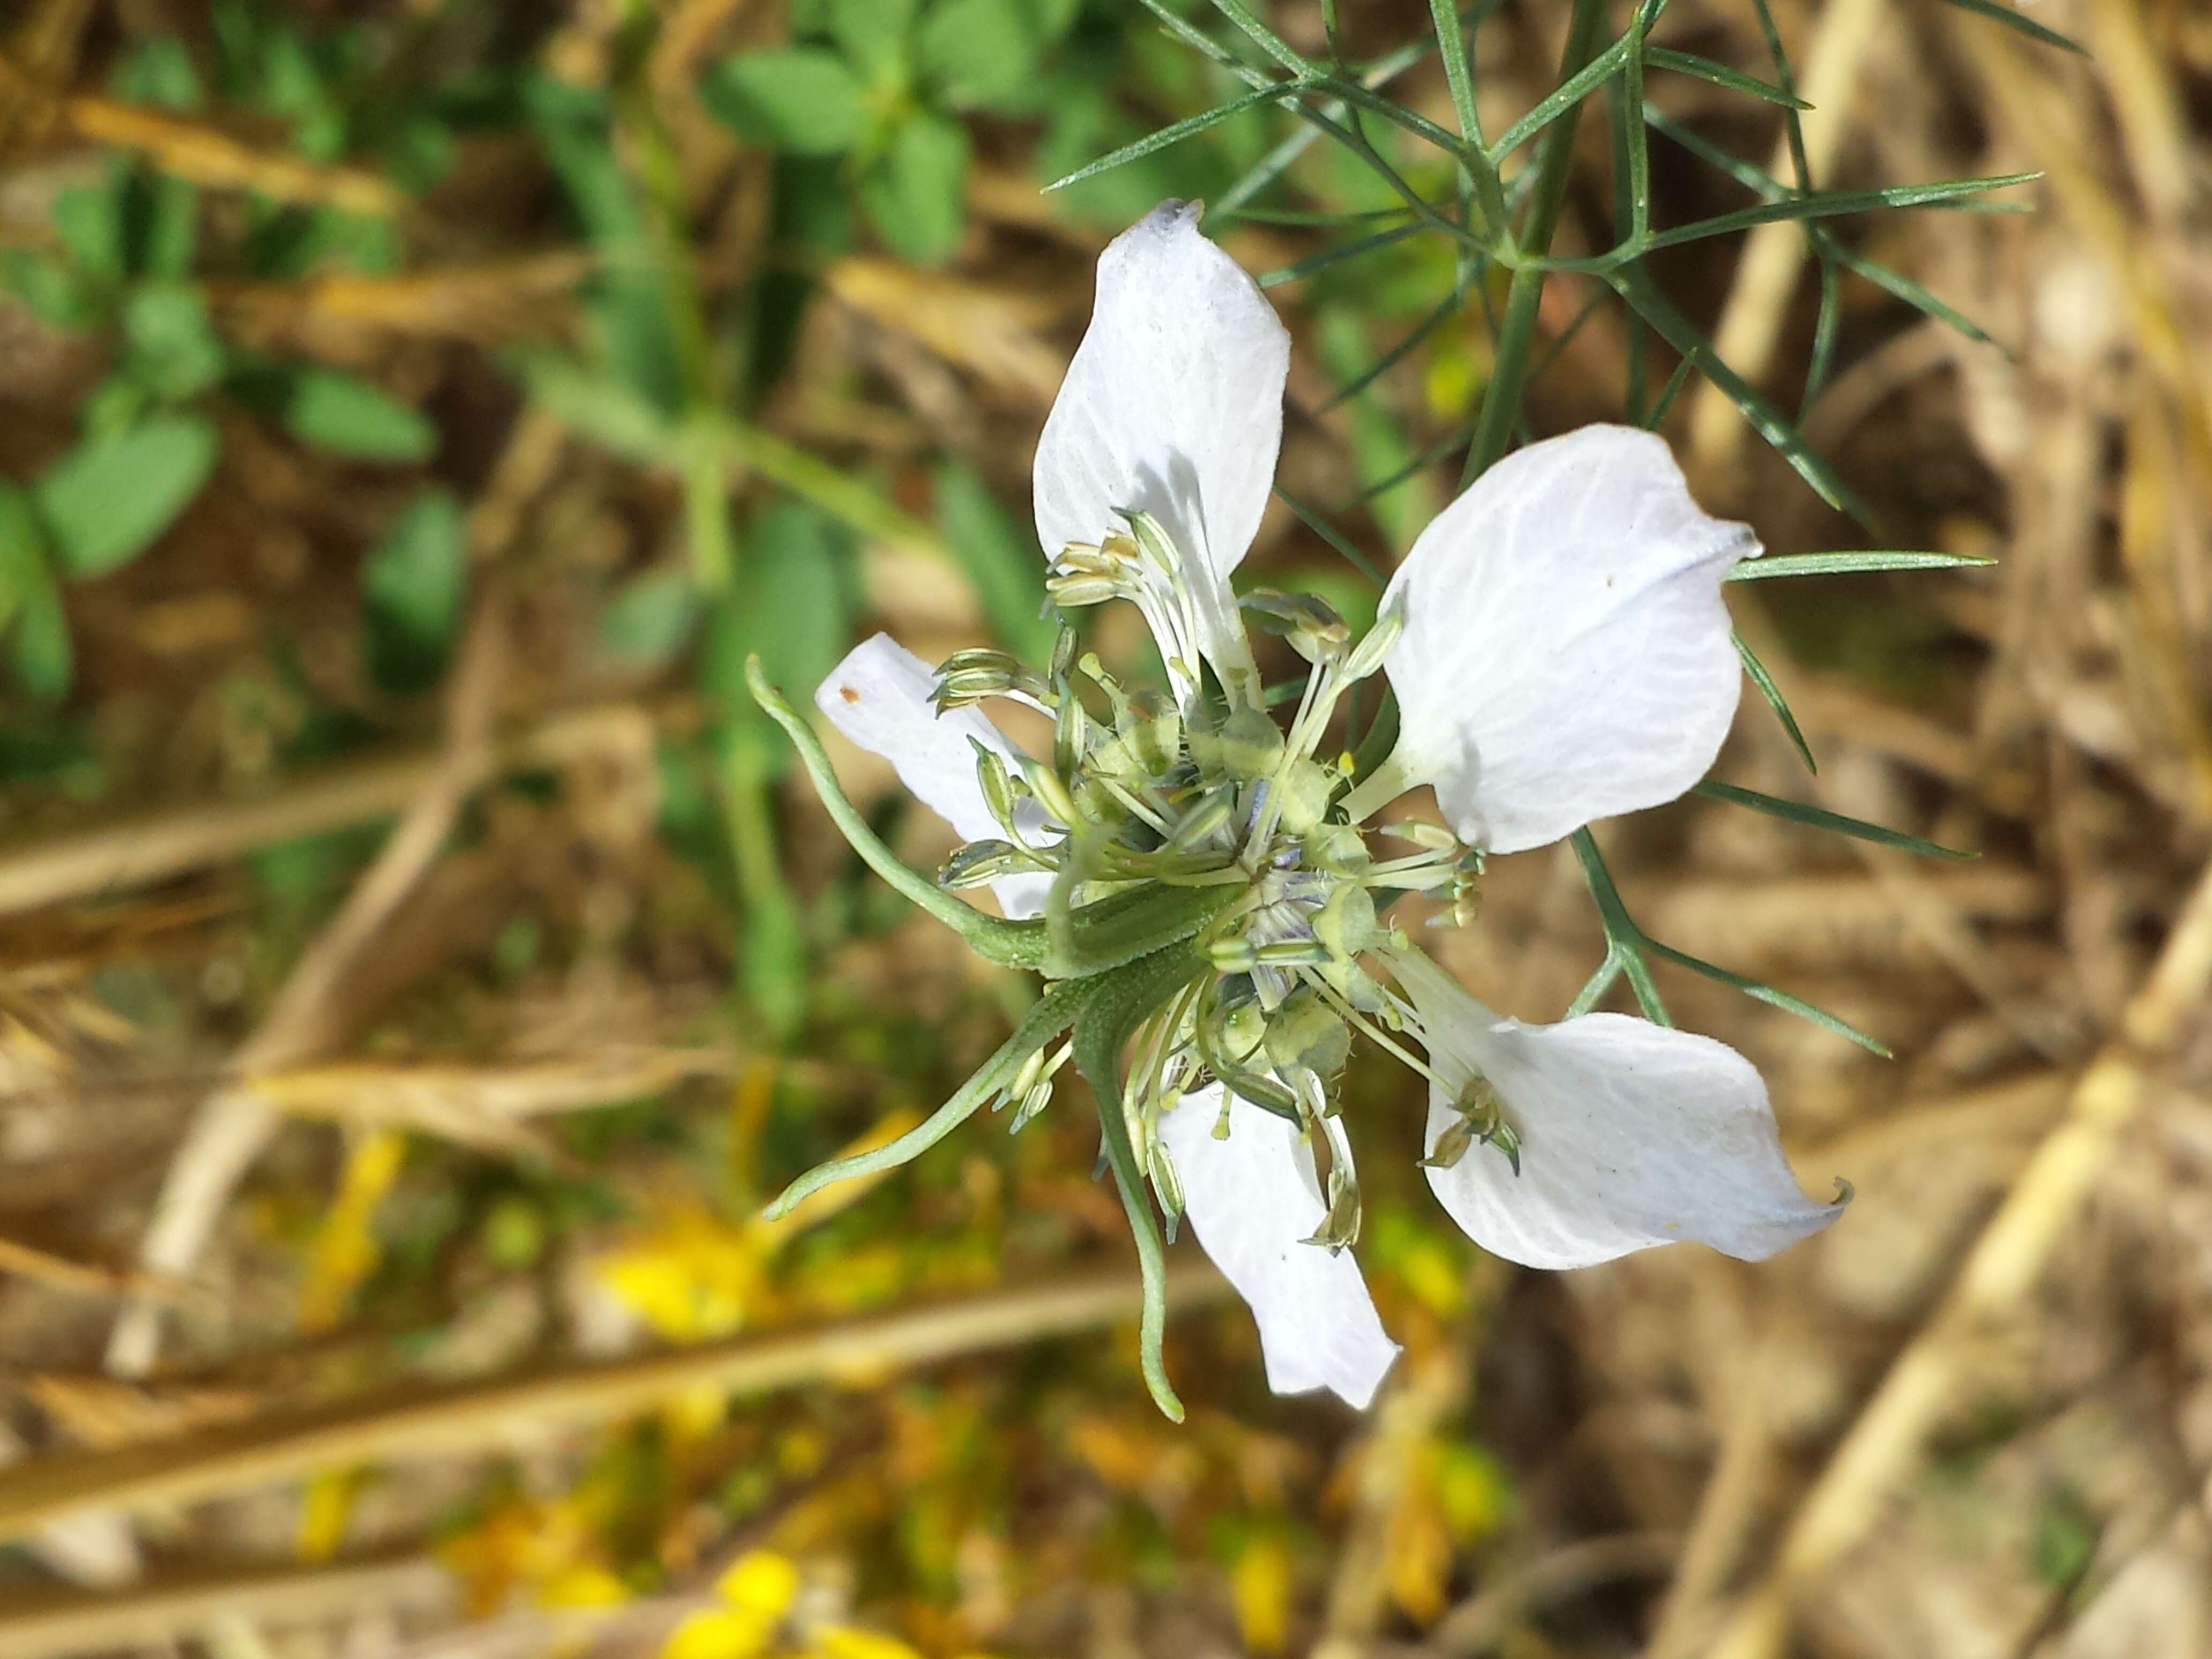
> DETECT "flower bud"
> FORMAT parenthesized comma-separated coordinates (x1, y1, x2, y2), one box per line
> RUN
(1269, 758, 1335, 836)
(1314, 883, 1379, 960)
(1017, 753, 1080, 827)
(1126, 687, 1182, 774)
(938, 839, 1036, 890)
(1338, 602, 1403, 685)
(1045, 573, 1121, 608)
(1213, 705, 1284, 780)
(965, 742, 1025, 839)
(933, 648, 1045, 711)
(1240, 588, 1350, 663)
(1264, 987, 1350, 1080)
(1168, 785, 1236, 851)
(1205, 934, 1259, 973)
(1380, 820, 1462, 853)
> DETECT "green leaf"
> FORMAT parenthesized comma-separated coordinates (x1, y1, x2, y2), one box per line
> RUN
(125, 172, 199, 281)
(123, 282, 226, 400)
(829, 0, 919, 80)
(935, 462, 1053, 659)
(1933, 0, 2088, 54)
(1643, 108, 2005, 353)
(1644, 352, 1697, 427)
(1611, 267, 1865, 520)
(1428, 0, 1488, 147)
(718, 718, 809, 1035)
(1319, 286, 1464, 414)
(35, 414, 218, 578)
(764, 975, 1089, 1217)
(5, 560, 72, 703)
(1489, 32, 1630, 158)
(1254, 218, 1426, 288)
(1273, 488, 1387, 587)
(600, 569, 699, 665)
(278, 367, 436, 462)
(54, 182, 125, 282)
(525, 74, 683, 413)
(1638, 173, 2041, 252)
(362, 487, 467, 693)
(81, 373, 151, 442)
(2, 249, 96, 331)
(1834, 245, 1999, 350)
(1694, 780, 1974, 859)
(1214, 3, 1477, 214)
(1074, 944, 1206, 1421)
(1045, 83, 1299, 192)
(918, 0, 1047, 108)
(114, 34, 205, 110)
(1733, 631, 1817, 774)
(1, 489, 70, 700)
(1642, 937, 1892, 1055)
(861, 113, 970, 265)
(513, 349, 675, 462)
(699, 49, 869, 154)
(738, 500, 855, 698)
(1643, 46, 1810, 108)
(0, 485, 43, 638)
(1202, 0, 1313, 75)
(1729, 549, 1997, 581)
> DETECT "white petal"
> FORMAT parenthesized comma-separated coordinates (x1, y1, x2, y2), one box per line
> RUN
(813, 633, 1053, 918)
(1377, 425, 1757, 854)
(1033, 199, 1287, 589)
(1158, 1083, 1399, 1409)
(1393, 950, 1838, 1269)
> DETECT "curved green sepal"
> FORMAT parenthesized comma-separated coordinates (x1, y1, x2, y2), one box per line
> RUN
(746, 655, 1048, 970)
(1044, 876, 1244, 982)
(1073, 946, 1208, 1421)
(764, 976, 1089, 1219)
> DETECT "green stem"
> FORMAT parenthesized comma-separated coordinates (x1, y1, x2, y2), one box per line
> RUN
(746, 656, 1049, 972)
(1567, 827, 1671, 1023)
(1426, 0, 1509, 235)
(1461, 0, 1613, 487)
(719, 721, 805, 1037)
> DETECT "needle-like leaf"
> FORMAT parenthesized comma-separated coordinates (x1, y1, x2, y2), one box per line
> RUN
(1729, 549, 1997, 581)
(1694, 780, 1975, 859)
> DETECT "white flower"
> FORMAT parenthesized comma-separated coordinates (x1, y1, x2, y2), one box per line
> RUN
(1387, 950, 1838, 1267)
(813, 633, 1054, 919)
(1156, 1083, 1398, 1408)
(1347, 424, 1760, 854)
(786, 200, 1842, 1418)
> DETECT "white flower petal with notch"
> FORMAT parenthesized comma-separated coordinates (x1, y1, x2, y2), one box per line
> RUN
(1031, 199, 1288, 679)
(1392, 949, 1840, 1269)
(813, 633, 1053, 920)
(1157, 1082, 1399, 1408)
(1372, 425, 1758, 855)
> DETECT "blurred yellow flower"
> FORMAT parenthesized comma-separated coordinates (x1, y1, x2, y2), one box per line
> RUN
(664, 1608, 778, 1659)
(661, 1550, 802, 1659)
(600, 1201, 765, 1342)
(716, 1551, 801, 1621)
(1230, 1534, 1292, 1655)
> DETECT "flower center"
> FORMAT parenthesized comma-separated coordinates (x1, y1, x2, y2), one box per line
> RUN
(930, 514, 1504, 1245)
